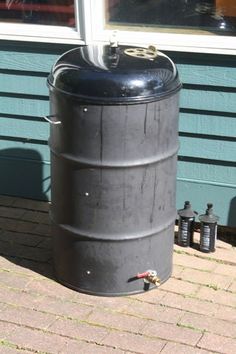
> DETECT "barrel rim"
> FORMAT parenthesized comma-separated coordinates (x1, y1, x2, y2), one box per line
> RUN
(47, 79, 182, 105)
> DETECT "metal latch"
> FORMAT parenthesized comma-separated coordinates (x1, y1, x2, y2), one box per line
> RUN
(124, 46, 158, 59)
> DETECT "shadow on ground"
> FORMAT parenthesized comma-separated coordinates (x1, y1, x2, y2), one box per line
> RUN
(0, 222, 55, 280)
(0, 147, 54, 281)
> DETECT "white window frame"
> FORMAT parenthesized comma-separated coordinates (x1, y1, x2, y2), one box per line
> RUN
(0, 0, 236, 55)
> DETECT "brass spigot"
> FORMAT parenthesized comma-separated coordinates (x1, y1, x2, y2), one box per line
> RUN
(145, 271, 161, 286)
(136, 270, 160, 286)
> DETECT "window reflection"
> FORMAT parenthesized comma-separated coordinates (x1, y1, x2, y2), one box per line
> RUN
(0, 0, 75, 26)
(107, 0, 236, 35)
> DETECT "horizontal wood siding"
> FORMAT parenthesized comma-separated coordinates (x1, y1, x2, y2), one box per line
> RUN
(0, 42, 65, 203)
(0, 42, 235, 226)
(173, 52, 236, 227)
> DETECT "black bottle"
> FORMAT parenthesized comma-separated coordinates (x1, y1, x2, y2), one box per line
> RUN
(199, 203, 219, 253)
(177, 201, 197, 247)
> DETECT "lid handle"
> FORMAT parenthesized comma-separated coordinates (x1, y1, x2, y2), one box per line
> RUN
(110, 31, 118, 48)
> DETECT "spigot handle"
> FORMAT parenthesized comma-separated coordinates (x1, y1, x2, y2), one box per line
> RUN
(136, 271, 150, 279)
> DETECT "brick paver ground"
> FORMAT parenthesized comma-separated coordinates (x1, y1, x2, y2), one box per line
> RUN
(0, 195, 235, 354)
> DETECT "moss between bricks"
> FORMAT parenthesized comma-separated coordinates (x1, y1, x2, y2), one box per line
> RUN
(171, 275, 234, 293)
(0, 339, 16, 349)
(205, 284, 219, 291)
(174, 249, 236, 267)
(0, 339, 47, 354)
(176, 323, 203, 333)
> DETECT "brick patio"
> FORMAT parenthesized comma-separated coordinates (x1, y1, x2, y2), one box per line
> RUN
(0, 195, 235, 354)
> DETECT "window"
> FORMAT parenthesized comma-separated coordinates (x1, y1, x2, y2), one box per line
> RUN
(0, 0, 235, 53)
(106, 0, 236, 36)
(0, 0, 84, 43)
(1, 0, 75, 27)
(90, 0, 236, 54)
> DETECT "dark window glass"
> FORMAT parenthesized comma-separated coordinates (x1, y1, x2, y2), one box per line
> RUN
(106, 0, 236, 35)
(1, 0, 75, 27)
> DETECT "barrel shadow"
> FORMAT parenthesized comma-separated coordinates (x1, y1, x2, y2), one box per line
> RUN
(0, 148, 54, 281)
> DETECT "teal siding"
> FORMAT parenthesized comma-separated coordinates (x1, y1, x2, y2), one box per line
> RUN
(0, 41, 235, 226)
(173, 52, 236, 227)
(0, 42, 64, 201)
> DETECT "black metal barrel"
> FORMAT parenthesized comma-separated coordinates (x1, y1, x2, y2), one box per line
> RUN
(47, 44, 181, 296)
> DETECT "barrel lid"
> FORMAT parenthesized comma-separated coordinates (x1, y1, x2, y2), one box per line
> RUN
(47, 44, 181, 104)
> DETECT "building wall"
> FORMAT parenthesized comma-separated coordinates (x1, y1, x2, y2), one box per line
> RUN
(0, 41, 235, 225)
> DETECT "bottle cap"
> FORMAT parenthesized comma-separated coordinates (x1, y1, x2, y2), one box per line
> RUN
(199, 203, 219, 223)
(178, 201, 198, 218)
